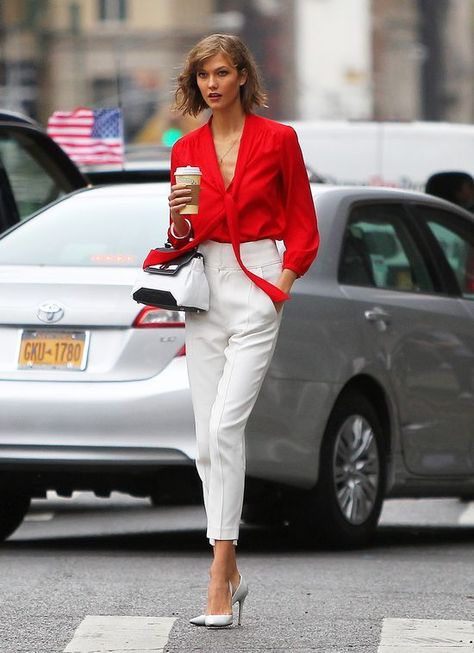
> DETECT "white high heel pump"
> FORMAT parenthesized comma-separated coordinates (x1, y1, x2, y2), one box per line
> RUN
(189, 575, 248, 627)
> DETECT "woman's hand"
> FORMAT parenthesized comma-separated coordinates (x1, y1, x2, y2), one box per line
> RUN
(273, 301, 285, 314)
(273, 269, 298, 313)
(168, 183, 192, 237)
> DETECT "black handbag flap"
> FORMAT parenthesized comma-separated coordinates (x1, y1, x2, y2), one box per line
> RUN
(144, 249, 201, 276)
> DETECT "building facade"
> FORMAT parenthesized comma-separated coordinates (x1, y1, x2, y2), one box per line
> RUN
(0, 0, 298, 139)
(295, 0, 373, 121)
(0, 0, 215, 139)
(373, 0, 474, 122)
(1, 0, 473, 138)
(296, 0, 474, 123)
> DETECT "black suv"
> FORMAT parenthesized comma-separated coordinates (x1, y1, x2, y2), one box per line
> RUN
(0, 110, 88, 234)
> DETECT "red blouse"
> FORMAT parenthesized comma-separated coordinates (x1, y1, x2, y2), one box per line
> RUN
(143, 113, 319, 302)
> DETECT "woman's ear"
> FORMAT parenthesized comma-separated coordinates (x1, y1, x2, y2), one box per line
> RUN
(239, 68, 248, 86)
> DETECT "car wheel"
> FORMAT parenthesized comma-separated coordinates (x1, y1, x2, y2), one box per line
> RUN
(0, 489, 31, 541)
(305, 392, 386, 548)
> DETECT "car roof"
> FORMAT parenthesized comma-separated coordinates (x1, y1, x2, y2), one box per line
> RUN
(65, 180, 474, 211)
(52, 182, 170, 204)
(0, 110, 39, 126)
(310, 183, 474, 218)
(80, 181, 168, 194)
(311, 182, 425, 199)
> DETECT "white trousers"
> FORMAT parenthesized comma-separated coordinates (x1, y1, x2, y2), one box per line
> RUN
(185, 239, 283, 545)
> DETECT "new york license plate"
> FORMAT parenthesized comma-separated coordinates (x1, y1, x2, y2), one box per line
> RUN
(18, 330, 89, 370)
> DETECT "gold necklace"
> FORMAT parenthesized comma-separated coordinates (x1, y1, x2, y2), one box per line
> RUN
(218, 136, 240, 165)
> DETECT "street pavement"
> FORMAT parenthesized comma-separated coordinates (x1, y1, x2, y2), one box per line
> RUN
(1, 494, 473, 652)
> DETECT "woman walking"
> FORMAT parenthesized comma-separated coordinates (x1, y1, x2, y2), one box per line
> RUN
(166, 33, 319, 627)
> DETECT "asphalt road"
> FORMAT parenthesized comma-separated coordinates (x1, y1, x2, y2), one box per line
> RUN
(1, 494, 473, 653)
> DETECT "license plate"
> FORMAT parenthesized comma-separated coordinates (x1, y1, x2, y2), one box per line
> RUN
(18, 330, 89, 370)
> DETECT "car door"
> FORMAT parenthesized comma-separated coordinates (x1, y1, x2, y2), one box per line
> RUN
(0, 122, 87, 232)
(339, 201, 473, 476)
(409, 203, 474, 470)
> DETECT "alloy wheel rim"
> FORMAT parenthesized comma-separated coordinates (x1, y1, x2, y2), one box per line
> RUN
(332, 414, 380, 525)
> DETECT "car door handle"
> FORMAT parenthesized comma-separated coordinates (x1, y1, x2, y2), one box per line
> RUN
(364, 308, 390, 323)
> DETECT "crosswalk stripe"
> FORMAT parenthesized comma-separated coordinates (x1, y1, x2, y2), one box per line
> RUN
(63, 615, 176, 653)
(377, 618, 474, 651)
(459, 502, 474, 526)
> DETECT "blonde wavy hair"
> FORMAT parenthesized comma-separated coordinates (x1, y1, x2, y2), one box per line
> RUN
(174, 34, 268, 116)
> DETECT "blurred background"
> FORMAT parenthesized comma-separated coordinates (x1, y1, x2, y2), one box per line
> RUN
(1, 0, 473, 146)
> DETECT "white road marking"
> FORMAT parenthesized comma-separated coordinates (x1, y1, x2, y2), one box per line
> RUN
(63, 615, 176, 653)
(24, 512, 54, 522)
(378, 618, 474, 652)
(459, 502, 474, 526)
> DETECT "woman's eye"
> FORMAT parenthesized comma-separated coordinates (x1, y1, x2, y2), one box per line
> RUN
(218, 70, 228, 76)
(197, 72, 206, 79)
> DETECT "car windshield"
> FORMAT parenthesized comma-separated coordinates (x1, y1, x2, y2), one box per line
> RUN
(0, 186, 169, 267)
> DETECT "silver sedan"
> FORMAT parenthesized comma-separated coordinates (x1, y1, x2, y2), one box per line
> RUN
(0, 182, 473, 546)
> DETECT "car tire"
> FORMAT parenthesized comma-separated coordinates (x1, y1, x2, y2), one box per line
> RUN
(303, 392, 387, 548)
(0, 489, 31, 542)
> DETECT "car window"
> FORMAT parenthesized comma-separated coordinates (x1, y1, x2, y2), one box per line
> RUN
(0, 133, 66, 219)
(0, 188, 169, 267)
(339, 204, 434, 293)
(414, 206, 474, 300)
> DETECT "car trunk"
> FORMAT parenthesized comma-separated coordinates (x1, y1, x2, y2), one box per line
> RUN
(0, 265, 184, 381)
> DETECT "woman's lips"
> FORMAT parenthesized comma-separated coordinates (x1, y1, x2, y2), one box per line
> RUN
(208, 93, 222, 100)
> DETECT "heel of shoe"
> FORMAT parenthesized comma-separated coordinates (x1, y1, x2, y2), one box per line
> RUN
(232, 575, 249, 605)
(237, 596, 246, 626)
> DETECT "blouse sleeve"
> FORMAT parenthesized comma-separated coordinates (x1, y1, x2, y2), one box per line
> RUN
(166, 142, 194, 249)
(280, 127, 319, 276)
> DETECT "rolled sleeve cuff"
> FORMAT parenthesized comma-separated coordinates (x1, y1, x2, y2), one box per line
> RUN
(282, 264, 302, 278)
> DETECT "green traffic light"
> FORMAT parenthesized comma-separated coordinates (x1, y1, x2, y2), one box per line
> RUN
(162, 128, 183, 147)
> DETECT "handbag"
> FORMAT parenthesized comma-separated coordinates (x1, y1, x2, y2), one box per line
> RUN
(132, 247, 209, 312)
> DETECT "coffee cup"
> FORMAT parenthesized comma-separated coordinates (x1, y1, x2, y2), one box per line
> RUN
(175, 166, 202, 214)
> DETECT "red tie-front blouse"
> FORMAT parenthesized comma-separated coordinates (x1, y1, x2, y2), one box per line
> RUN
(143, 113, 319, 303)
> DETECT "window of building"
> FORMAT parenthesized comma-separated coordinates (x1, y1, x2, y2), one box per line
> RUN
(98, 0, 127, 22)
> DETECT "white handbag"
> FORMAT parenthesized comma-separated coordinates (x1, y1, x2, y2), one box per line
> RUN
(132, 249, 209, 312)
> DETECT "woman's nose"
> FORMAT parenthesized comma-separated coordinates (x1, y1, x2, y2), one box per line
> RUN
(208, 75, 217, 89)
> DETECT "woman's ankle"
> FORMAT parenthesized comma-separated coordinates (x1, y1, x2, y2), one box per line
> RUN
(209, 561, 238, 581)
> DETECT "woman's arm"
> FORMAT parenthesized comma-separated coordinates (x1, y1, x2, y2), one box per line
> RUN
(273, 268, 297, 312)
(280, 127, 320, 277)
(167, 144, 194, 247)
(169, 186, 193, 237)
(277, 268, 298, 294)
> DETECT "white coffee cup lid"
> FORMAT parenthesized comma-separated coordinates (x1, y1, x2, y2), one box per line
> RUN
(175, 166, 201, 175)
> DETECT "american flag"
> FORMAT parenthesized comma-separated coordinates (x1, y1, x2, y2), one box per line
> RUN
(46, 107, 124, 165)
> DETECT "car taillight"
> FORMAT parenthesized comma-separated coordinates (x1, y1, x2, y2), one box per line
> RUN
(133, 306, 185, 328)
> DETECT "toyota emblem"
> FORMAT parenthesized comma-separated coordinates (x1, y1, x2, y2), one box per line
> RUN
(37, 301, 65, 323)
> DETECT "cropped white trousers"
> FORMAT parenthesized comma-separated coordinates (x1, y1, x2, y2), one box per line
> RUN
(185, 239, 283, 545)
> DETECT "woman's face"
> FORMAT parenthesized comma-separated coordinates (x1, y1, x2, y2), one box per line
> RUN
(196, 52, 247, 112)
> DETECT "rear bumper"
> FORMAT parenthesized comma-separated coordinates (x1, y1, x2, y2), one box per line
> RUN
(0, 445, 193, 469)
(0, 357, 196, 464)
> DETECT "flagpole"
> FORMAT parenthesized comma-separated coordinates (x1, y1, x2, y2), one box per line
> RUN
(115, 45, 125, 171)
